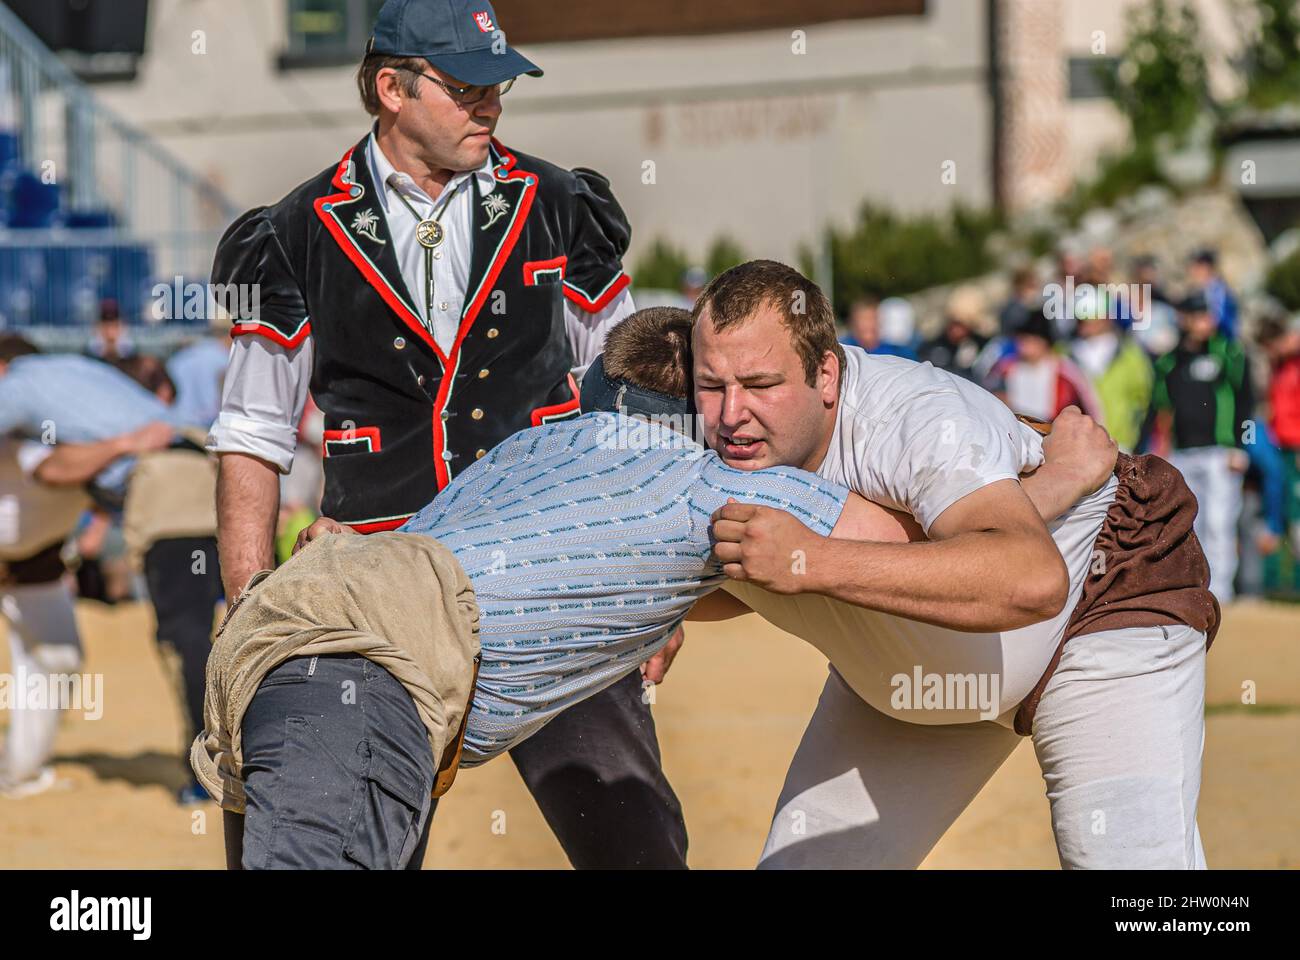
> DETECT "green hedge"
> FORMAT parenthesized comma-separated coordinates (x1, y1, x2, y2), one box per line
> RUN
(632, 235, 749, 291)
(803, 203, 1002, 314)
(1241, 0, 1300, 110)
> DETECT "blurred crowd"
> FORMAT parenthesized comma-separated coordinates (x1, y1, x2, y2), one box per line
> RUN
(840, 247, 1300, 604)
(64, 301, 325, 606)
(0, 307, 324, 801)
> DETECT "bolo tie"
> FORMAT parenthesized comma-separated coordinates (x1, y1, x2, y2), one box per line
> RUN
(388, 174, 468, 333)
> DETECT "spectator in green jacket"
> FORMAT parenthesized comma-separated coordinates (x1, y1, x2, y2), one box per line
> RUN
(1151, 292, 1254, 602)
(1070, 298, 1154, 453)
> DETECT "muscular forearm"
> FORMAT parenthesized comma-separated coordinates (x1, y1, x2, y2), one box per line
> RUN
(805, 527, 1067, 633)
(1019, 462, 1096, 526)
(216, 452, 281, 599)
(33, 437, 133, 486)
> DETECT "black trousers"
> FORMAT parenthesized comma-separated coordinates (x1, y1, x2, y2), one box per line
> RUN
(500, 668, 687, 868)
(229, 654, 435, 870)
(143, 536, 223, 753)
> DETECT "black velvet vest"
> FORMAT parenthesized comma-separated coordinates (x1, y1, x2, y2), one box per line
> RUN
(213, 134, 631, 528)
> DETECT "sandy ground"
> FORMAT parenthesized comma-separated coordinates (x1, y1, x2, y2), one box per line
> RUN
(0, 597, 1296, 869)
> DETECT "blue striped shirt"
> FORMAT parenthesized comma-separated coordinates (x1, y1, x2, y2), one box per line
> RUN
(0, 354, 183, 496)
(400, 412, 848, 763)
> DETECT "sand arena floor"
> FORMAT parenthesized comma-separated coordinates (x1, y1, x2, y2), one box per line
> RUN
(0, 598, 1296, 868)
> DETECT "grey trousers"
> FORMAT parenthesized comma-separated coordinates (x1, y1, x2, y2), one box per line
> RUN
(226, 653, 436, 870)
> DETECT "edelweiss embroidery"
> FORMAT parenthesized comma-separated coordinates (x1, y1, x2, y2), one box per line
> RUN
(350, 208, 385, 244)
(481, 192, 511, 229)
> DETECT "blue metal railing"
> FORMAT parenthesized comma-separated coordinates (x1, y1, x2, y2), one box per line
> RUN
(0, 1, 238, 334)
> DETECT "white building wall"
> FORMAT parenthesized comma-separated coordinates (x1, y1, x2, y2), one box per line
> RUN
(94, 0, 992, 268)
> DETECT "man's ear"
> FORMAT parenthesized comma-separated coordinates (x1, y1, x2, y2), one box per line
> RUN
(375, 68, 407, 115)
(819, 350, 840, 406)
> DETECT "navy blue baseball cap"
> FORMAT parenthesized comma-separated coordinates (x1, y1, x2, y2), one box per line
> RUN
(369, 0, 542, 86)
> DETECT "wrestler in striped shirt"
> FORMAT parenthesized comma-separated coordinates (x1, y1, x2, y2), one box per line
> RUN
(400, 410, 849, 763)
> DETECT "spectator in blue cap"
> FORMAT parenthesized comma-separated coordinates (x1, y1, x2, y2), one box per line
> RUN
(1188, 248, 1239, 340)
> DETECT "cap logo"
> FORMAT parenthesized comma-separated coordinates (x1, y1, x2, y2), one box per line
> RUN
(473, 11, 495, 33)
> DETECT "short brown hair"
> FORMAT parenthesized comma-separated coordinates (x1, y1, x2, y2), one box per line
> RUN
(602, 307, 694, 399)
(357, 53, 426, 117)
(0, 334, 40, 364)
(693, 260, 845, 388)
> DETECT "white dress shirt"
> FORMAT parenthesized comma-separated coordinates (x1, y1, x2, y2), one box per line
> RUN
(372, 133, 494, 354)
(208, 134, 634, 473)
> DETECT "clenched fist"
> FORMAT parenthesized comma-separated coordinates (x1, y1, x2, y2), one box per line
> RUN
(1043, 405, 1118, 499)
(710, 499, 825, 594)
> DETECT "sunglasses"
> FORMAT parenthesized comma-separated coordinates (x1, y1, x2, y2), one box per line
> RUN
(396, 66, 515, 106)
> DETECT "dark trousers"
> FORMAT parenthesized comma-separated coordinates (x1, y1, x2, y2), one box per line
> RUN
(143, 536, 223, 750)
(503, 669, 688, 868)
(224, 661, 687, 869)
(229, 654, 435, 870)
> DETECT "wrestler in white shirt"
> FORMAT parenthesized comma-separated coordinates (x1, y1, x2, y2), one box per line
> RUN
(721, 347, 1118, 724)
(692, 263, 1209, 870)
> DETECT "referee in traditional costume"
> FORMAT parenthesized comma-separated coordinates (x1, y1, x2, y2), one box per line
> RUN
(207, 0, 686, 867)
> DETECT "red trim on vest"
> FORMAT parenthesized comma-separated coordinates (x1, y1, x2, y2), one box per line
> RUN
(523, 255, 568, 285)
(322, 426, 382, 456)
(563, 272, 631, 313)
(530, 373, 581, 427)
(231, 320, 312, 349)
(313, 149, 445, 364)
(314, 141, 539, 491)
(347, 516, 411, 534)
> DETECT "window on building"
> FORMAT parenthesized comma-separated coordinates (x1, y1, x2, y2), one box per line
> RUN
(1068, 55, 1118, 100)
(280, 0, 386, 69)
(7, 0, 149, 83)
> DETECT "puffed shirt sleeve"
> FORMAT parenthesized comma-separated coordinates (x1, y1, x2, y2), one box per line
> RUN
(204, 204, 313, 473)
(205, 336, 313, 474)
(561, 167, 635, 380)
